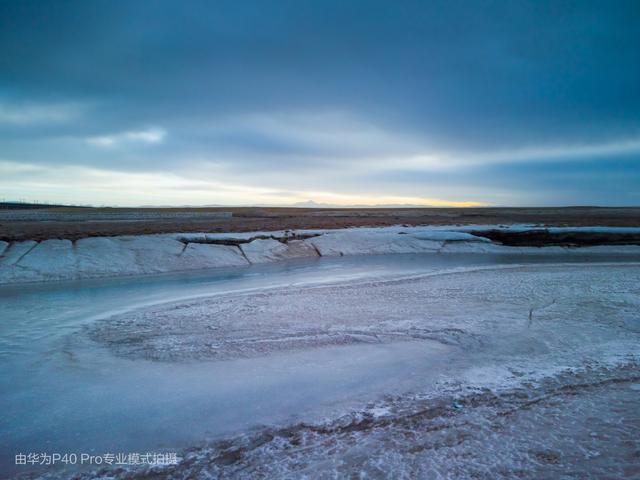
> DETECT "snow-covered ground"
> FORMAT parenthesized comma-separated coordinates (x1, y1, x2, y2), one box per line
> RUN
(1, 253, 638, 478)
(1, 225, 640, 284)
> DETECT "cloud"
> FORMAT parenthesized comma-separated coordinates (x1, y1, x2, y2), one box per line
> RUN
(0, 101, 84, 125)
(0, 1, 639, 205)
(388, 136, 640, 171)
(86, 128, 166, 147)
(0, 159, 484, 207)
(462, 138, 640, 165)
(3, 1, 639, 149)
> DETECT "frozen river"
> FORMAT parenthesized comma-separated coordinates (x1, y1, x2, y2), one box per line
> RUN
(1, 252, 639, 478)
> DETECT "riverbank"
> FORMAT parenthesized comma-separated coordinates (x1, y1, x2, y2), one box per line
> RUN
(1, 225, 640, 284)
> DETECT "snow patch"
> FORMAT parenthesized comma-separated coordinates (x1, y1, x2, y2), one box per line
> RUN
(0, 240, 38, 267)
(116, 236, 186, 274)
(76, 237, 139, 276)
(409, 230, 491, 242)
(1, 226, 640, 285)
(180, 243, 249, 268)
(0, 240, 41, 283)
(307, 230, 443, 256)
(17, 239, 76, 280)
(240, 238, 318, 263)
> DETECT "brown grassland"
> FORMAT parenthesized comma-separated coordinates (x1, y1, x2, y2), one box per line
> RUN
(0, 206, 638, 242)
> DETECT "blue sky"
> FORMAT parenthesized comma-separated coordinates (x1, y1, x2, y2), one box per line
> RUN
(1, 0, 639, 206)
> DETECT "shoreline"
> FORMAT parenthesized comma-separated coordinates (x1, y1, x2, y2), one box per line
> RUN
(1, 225, 640, 285)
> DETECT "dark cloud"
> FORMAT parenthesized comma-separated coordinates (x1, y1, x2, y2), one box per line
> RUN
(1, 0, 639, 205)
(365, 155, 640, 205)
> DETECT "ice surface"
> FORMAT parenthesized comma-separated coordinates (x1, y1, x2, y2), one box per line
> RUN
(88, 264, 640, 364)
(133, 365, 638, 480)
(408, 230, 491, 242)
(2, 256, 639, 479)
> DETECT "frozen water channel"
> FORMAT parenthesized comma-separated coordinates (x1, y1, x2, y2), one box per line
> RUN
(1, 252, 639, 478)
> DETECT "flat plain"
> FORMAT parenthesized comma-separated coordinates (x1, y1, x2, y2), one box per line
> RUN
(1, 206, 639, 241)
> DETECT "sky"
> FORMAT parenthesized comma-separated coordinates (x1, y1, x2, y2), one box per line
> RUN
(1, 0, 639, 207)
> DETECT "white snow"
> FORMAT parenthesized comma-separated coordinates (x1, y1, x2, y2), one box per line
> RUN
(285, 239, 321, 258)
(440, 242, 640, 255)
(409, 230, 491, 242)
(0, 225, 639, 284)
(180, 243, 249, 268)
(76, 237, 139, 276)
(0, 240, 40, 283)
(240, 238, 290, 263)
(439, 241, 509, 253)
(307, 230, 443, 256)
(0, 239, 76, 283)
(118, 236, 186, 274)
(240, 238, 319, 263)
(0, 240, 38, 267)
(12, 239, 76, 281)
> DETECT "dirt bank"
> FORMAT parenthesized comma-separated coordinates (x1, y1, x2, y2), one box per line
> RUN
(0, 206, 638, 242)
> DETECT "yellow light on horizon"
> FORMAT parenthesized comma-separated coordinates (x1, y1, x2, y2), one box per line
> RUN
(299, 192, 485, 208)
